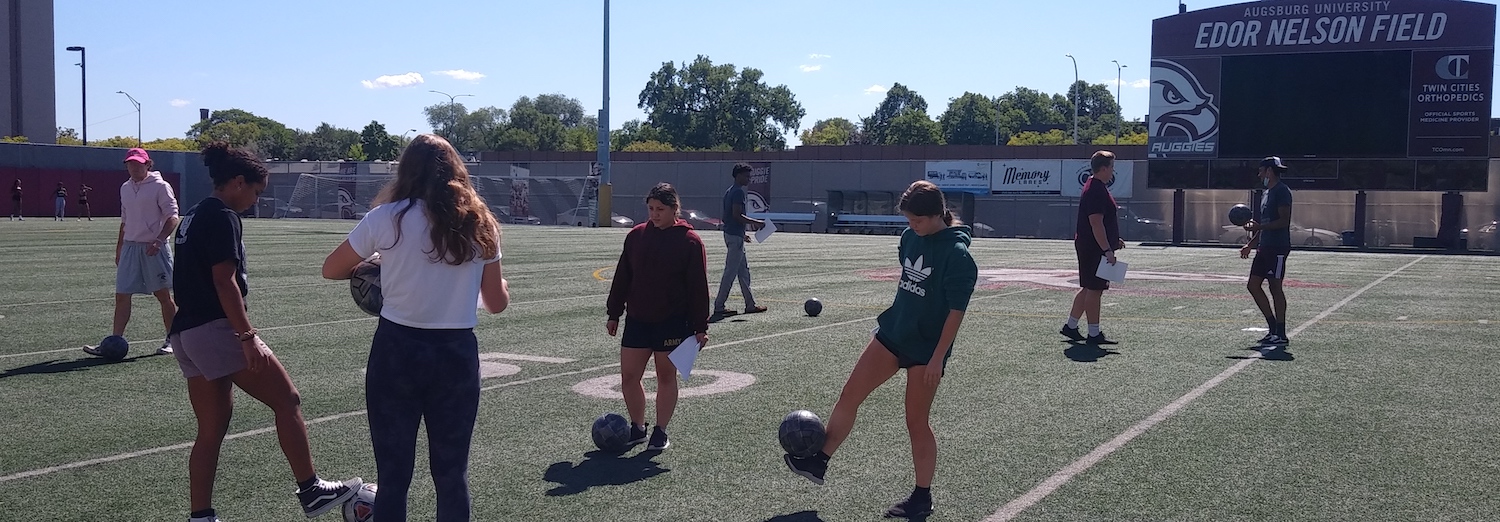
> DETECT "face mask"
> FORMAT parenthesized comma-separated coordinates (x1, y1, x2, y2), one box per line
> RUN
(1262, 178, 1269, 188)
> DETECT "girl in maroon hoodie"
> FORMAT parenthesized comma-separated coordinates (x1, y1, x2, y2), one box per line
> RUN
(606, 182, 711, 451)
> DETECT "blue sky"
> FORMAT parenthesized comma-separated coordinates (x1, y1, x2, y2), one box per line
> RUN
(52, 0, 1500, 144)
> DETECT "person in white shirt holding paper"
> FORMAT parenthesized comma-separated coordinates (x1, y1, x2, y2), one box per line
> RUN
(605, 183, 711, 452)
(1061, 151, 1124, 346)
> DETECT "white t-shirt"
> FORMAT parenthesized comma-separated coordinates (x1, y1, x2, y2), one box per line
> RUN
(346, 200, 500, 329)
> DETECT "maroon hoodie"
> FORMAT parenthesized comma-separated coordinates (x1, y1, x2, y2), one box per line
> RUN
(606, 219, 711, 333)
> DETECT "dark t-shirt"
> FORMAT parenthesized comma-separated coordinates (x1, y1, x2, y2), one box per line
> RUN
(1259, 182, 1294, 249)
(10, 187, 19, 201)
(721, 184, 747, 236)
(170, 197, 248, 335)
(54, 188, 66, 199)
(1074, 177, 1120, 252)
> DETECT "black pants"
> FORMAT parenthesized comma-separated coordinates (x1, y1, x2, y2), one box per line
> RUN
(367, 318, 480, 522)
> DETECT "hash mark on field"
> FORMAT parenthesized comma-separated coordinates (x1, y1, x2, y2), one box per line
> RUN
(1172, 306, 1186, 310)
(984, 256, 1427, 522)
(1397, 316, 1409, 321)
(478, 353, 576, 364)
(1480, 320, 1491, 325)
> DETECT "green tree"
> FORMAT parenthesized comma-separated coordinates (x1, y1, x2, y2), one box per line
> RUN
(533, 94, 588, 128)
(609, 119, 664, 151)
(622, 140, 676, 152)
(798, 117, 858, 146)
(994, 87, 1068, 136)
(506, 97, 568, 151)
(562, 125, 598, 152)
(346, 143, 367, 161)
(423, 103, 507, 151)
(638, 55, 804, 151)
(89, 136, 140, 148)
(861, 83, 926, 145)
(1093, 130, 1148, 145)
(1006, 129, 1071, 146)
(1, 136, 29, 143)
(56, 127, 83, 145)
(359, 121, 402, 161)
(293, 123, 361, 160)
(883, 110, 943, 145)
(938, 92, 1000, 145)
(187, 109, 295, 158)
(490, 128, 538, 151)
(141, 138, 198, 151)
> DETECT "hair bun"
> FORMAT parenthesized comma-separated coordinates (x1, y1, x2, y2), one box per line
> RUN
(201, 141, 231, 168)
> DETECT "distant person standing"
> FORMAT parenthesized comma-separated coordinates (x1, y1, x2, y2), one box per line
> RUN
(1060, 151, 1123, 345)
(86, 148, 180, 357)
(78, 183, 93, 220)
(53, 182, 68, 221)
(1242, 156, 1294, 347)
(713, 163, 767, 317)
(10, 179, 21, 220)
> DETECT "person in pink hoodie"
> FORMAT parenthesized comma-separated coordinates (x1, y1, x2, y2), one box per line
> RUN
(86, 148, 180, 357)
(605, 182, 711, 452)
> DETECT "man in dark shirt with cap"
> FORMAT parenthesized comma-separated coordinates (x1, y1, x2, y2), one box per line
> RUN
(1242, 156, 1293, 346)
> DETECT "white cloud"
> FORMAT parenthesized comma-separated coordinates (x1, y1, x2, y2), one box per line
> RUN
(433, 69, 486, 82)
(799, 64, 822, 73)
(1130, 79, 1150, 88)
(863, 84, 888, 95)
(361, 72, 425, 89)
(808, 53, 832, 59)
(169, 99, 190, 107)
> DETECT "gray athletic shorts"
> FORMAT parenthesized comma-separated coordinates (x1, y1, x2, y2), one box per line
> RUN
(116, 241, 173, 295)
(169, 318, 270, 381)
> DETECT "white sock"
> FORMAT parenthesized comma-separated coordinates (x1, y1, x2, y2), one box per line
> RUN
(1065, 317, 1079, 329)
(1088, 323, 1101, 336)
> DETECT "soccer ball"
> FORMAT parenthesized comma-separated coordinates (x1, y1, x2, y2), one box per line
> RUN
(1228, 204, 1253, 227)
(591, 412, 632, 452)
(803, 298, 823, 317)
(778, 410, 827, 458)
(98, 335, 129, 361)
(342, 482, 376, 522)
(349, 254, 382, 317)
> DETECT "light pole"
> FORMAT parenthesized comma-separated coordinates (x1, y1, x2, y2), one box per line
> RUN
(1065, 54, 1079, 145)
(65, 46, 85, 143)
(429, 90, 473, 142)
(116, 91, 141, 146)
(1112, 60, 1127, 144)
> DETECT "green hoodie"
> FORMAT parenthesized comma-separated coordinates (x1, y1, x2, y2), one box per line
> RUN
(875, 225, 979, 363)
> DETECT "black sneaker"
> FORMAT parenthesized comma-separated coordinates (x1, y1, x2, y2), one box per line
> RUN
(783, 453, 828, 485)
(646, 426, 670, 450)
(628, 423, 649, 446)
(1267, 334, 1289, 346)
(1086, 332, 1118, 345)
(296, 477, 361, 518)
(885, 495, 934, 518)
(1059, 325, 1086, 341)
(1256, 333, 1277, 345)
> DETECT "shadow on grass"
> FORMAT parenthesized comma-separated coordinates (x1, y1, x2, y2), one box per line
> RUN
(0, 355, 145, 379)
(764, 511, 826, 522)
(1227, 345, 1296, 361)
(542, 449, 670, 496)
(1063, 341, 1120, 363)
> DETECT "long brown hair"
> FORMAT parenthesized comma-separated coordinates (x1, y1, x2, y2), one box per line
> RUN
(375, 134, 500, 265)
(898, 180, 961, 226)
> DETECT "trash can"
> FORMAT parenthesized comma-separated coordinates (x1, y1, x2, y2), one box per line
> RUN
(1341, 230, 1357, 247)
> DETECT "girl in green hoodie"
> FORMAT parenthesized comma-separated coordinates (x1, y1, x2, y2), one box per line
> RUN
(784, 180, 978, 519)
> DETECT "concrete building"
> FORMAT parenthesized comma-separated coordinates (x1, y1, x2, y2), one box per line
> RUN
(1, 0, 56, 143)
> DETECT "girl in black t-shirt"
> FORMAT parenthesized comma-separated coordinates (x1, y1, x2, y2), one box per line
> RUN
(168, 142, 360, 522)
(53, 182, 67, 221)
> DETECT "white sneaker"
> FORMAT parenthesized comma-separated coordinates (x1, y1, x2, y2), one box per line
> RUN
(157, 341, 173, 355)
(189, 516, 222, 522)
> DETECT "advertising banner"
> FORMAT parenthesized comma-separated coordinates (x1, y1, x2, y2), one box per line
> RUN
(1409, 49, 1493, 157)
(924, 161, 991, 194)
(1062, 160, 1135, 198)
(746, 162, 772, 212)
(509, 163, 532, 218)
(1147, 57, 1222, 159)
(990, 160, 1062, 194)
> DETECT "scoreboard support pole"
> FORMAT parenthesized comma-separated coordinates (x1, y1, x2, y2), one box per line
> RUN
(1172, 189, 1185, 246)
(1353, 191, 1368, 249)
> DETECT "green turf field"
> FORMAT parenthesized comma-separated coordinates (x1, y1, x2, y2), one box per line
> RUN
(1, 218, 1497, 522)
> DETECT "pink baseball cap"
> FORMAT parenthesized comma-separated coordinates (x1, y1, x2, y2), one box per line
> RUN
(123, 148, 151, 164)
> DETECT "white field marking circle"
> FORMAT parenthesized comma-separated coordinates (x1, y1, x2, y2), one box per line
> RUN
(572, 370, 756, 400)
(479, 362, 522, 379)
(1241, 327, 1268, 332)
(360, 352, 572, 378)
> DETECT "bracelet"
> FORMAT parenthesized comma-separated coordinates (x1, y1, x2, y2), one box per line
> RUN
(236, 328, 258, 342)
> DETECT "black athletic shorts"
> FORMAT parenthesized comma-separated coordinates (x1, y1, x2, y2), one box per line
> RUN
(621, 314, 694, 352)
(1250, 247, 1291, 281)
(873, 328, 948, 373)
(1075, 246, 1110, 291)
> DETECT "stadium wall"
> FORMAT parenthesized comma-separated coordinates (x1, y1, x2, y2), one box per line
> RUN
(0, 142, 201, 217)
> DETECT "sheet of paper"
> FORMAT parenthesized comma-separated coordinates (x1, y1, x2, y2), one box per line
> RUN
(754, 219, 777, 243)
(1095, 256, 1128, 283)
(668, 336, 701, 381)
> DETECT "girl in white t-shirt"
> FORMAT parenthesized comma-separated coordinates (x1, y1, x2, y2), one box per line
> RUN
(322, 134, 509, 522)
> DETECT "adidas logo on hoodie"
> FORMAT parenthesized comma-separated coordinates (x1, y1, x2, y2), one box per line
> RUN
(900, 255, 932, 297)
